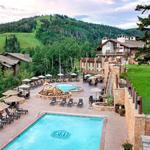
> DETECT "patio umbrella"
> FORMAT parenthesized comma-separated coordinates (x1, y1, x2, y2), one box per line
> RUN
(70, 73, 77, 76)
(57, 73, 64, 76)
(22, 79, 31, 83)
(2, 90, 18, 96)
(88, 76, 96, 80)
(45, 74, 52, 78)
(19, 84, 30, 89)
(4, 96, 25, 104)
(91, 88, 102, 99)
(94, 74, 103, 78)
(31, 77, 39, 81)
(38, 75, 45, 79)
(84, 74, 91, 78)
(0, 102, 9, 111)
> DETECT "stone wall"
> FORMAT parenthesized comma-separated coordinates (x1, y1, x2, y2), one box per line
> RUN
(113, 88, 125, 105)
(113, 87, 150, 150)
(145, 117, 150, 135)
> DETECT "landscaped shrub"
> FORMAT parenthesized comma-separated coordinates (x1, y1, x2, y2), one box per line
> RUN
(122, 141, 133, 150)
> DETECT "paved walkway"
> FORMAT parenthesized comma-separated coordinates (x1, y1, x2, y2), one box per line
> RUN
(0, 81, 127, 150)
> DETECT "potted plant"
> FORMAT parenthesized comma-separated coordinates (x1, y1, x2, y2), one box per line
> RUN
(115, 103, 120, 113)
(118, 105, 125, 116)
(122, 141, 133, 150)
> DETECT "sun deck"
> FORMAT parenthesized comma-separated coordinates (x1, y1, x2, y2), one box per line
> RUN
(0, 81, 127, 150)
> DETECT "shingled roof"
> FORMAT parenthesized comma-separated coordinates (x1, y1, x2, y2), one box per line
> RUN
(5, 53, 32, 62)
(101, 39, 145, 49)
(0, 55, 19, 68)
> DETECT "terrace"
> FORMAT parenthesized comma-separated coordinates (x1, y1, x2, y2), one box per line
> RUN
(0, 80, 127, 150)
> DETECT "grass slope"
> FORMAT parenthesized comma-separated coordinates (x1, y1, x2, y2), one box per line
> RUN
(127, 65, 150, 114)
(0, 33, 43, 53)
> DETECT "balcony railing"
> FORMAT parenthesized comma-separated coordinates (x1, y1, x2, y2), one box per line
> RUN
(96, 51, 126, 56)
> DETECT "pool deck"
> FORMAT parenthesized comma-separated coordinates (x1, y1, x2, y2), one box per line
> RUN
(0, 81, 127, 150)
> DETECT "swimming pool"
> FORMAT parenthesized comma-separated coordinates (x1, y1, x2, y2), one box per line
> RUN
(56, 84, 80, 92)
(3, 114, 104, 150)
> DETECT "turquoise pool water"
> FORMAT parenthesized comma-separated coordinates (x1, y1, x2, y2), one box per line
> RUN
(3, 114, 104, 150)
(56, 84, 79, 92)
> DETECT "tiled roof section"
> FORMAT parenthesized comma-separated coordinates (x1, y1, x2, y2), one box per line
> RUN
(0, 55, 19, 67)
(6, 53, 32, 62)
(124, 40, 145, 48)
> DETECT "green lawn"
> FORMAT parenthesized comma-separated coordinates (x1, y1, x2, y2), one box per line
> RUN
(127, 64, 150, 114)
(0, 33, 43, 53)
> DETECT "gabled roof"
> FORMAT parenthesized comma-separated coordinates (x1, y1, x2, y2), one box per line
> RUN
(101, 39, 145, 49)
(0, 55, 19, 67)
(6, 53, 32, 62)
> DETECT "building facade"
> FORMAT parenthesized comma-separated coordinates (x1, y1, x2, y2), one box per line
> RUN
(80, 58, 102, 74)
(97, 35, 145, 56)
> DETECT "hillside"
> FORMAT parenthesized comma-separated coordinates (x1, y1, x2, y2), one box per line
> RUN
(0, 14, 144, 53)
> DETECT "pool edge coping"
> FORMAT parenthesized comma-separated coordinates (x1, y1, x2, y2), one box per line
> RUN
(1, 111, 107, 150)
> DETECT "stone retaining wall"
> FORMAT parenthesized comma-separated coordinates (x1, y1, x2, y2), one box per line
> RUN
(114, 88, 150, 150)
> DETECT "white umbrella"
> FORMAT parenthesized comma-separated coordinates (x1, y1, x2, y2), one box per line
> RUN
(88, 76, 96, 80)
(38, 75, 45, 79)
(31, 77, 39, 80)
(58, 73, 64, 76)
(19, 84, 30, 89)
(45, 74, 52, 78)
(91, 88, 102, 99)
(84, 74, 91, 78)
(22, 79, 31, 82)
(94, 74, 103, 78)
(70, 73, 77, 76)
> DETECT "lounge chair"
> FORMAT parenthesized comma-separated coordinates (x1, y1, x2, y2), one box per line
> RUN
(60, 98, 67, 106)
(0, 121, 3, 129)
(15, 104, 28, 115)
(50, 97, 57, 105)
(5, 108, 20, 120)
(77, 99, 84, 107)
(0, 113, 13, 124)
(67, 98, 74, 107)
(89, 96, 94, 105)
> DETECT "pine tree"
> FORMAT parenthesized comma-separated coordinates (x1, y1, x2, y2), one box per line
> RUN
(135, 4, 150, 63)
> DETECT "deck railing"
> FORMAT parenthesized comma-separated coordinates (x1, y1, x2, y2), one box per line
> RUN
(126, 80, 143, 114)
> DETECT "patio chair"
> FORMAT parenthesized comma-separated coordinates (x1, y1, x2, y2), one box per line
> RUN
(0, 113, 13, 124)
(89, 96, 94, 105)
(5, 108, 20, 120)
(67, 98, 74, 107)
(77, 99, 84, 107)
(60, 98, 67, 106)
(0, 121, 3, 129)
(50, 97, 57, 105)
(15, 104, 28, 115)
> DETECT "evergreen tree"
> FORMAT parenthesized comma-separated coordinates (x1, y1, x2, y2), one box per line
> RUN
(135, 4, 150, 63)
(4, 34, 20, 53)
